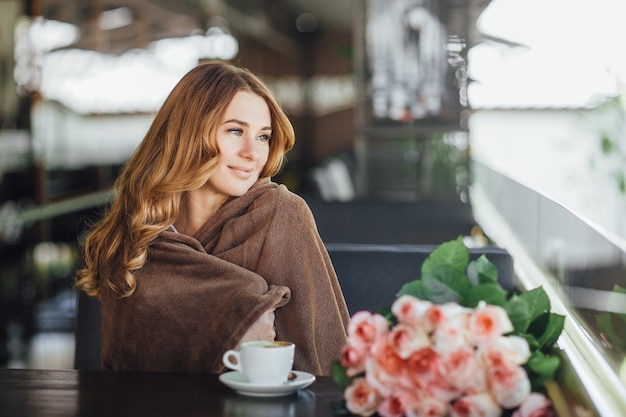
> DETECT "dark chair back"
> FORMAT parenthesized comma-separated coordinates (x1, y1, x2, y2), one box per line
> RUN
(326, 243, 516, 315)
(74, 291, 102, 370)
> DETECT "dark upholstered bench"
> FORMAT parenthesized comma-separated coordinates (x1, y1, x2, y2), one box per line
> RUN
(306, 198, 477, 245)
(326, 243, 516, 315)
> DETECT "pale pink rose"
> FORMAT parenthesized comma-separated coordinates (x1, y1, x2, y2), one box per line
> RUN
(479, 336, 531, 368)
(344, 377, 381, 417)
(340, 344, 366, 377)
(427, 377, 463, 404)
(365, 357, 396, 397)
(405, 346, 458, 401)
(405, 395, 449, 417)
(451, 393, 501, 417)
(439, 344, 487, 392)
(377, 394, 407, 417)
(348, 311, 389, 351)
(487, 362, 531, 409)
(365, 336, 406, 396)
(426, 302, 470, 331)
(432, 314, 471, 353)
(372, 333, 405, 376)
(511, 392, 554, 417)
(389, 323, 431, 359)
(467, 302, 514, 346)
(506, 336, 531, 363)
(440, 302, 472, 317)
(392, 295, 432, 327)
(406, 347, 440, 389)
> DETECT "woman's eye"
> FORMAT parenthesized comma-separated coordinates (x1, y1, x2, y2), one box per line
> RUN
(257, 134, 272, 143)
(228, 128, 243, 136)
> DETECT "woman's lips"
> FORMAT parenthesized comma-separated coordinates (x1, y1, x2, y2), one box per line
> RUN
(229, 166, 253, 179)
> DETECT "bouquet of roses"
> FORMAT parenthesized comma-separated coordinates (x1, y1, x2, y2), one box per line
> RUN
(332, 237, 564, 417)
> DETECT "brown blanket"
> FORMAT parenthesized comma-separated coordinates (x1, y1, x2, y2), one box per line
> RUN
(100, 178, 350, 375)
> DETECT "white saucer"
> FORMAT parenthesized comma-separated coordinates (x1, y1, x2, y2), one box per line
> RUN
(219, 370, 316, 397)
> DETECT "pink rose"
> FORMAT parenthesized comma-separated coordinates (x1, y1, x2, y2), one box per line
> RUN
(405, 395, 449, 417)
(405, 346, 458, 401)
(377, 394, 406, 417)
(511, 392, 554, 417)
(344, 377, 381, 417)
(432, 314, 471, 353)
(451, 393, 501, 417)
(365, 335, 407, 396)
(389, 323, 430, 359)
(348, 311, 389, 351)
(439, 345, 486, 392)
(372, 334, 405, 376)
(487, 362, 531, 409)
(406, 347, 440, 389)
(426, 303, 470, 331)
(341, 344, 366, 377)
(479, 336, 531, 368)
(392, 295, 432, 327)
(467, 302, 514, 346)
(365, 357, 396, 397)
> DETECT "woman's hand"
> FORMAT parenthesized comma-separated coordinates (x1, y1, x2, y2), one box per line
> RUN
(239, 308, 276, 343)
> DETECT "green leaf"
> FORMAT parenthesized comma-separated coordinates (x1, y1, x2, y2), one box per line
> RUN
(463, 283, 507, 308)
(527, 312, 548, 338)
(397, 280, 427, 299)
(331, 360, 353, 391)
(422, 237, 469, 278)
(518, 333, 540, 350)
(421, 275, 461, 304)
(519, 287, 551, 324)
(505, 295, 531, 334)
(597, 312, 626, 349)
(537, 313, 565, 351)
(421, 264, 470, 304)
(525, 350, 561, 390)
(467, 255, 499, 286)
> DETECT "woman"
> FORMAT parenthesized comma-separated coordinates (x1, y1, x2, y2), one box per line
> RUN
(75, 61, 350, 375)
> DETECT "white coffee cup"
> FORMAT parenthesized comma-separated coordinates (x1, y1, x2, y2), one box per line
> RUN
(222, 340, 295, 384)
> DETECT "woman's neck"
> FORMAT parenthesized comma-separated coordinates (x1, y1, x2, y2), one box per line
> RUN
(174, 188, 227, 236)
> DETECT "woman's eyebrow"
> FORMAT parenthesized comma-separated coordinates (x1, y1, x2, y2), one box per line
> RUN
(223, 118, 247, 126)
(223, 119, 272, 131)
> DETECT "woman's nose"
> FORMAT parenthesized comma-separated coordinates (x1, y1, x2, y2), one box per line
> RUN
(239, 136, 260, 160)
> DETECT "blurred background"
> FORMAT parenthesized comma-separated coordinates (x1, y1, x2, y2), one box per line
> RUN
(2, 2, 626, 409)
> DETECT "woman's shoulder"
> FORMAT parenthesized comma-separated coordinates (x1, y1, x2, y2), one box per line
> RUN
(260, 182, 309, 210)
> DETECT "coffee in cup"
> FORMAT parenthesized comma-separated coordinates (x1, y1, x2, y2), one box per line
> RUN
(222, 340, 295, 384)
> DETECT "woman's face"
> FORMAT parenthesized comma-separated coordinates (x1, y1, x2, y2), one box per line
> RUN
(205, 90, 272, 199)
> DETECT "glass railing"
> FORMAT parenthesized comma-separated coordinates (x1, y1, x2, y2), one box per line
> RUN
(470, 160, 626, 416)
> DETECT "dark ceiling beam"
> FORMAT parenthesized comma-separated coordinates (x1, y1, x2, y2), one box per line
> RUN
(215, 2, 300, 58)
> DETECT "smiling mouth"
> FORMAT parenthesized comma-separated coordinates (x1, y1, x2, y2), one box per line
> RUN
(229, 166, 254, 178)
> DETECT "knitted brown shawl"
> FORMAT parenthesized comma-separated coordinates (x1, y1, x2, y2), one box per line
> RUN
(100, 178, 350, 375)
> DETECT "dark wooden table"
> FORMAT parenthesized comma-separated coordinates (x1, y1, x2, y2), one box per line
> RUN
(0, 368, 346, 417)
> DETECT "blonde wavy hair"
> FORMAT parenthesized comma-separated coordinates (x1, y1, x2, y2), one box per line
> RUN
(74, 61, 295, 298)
